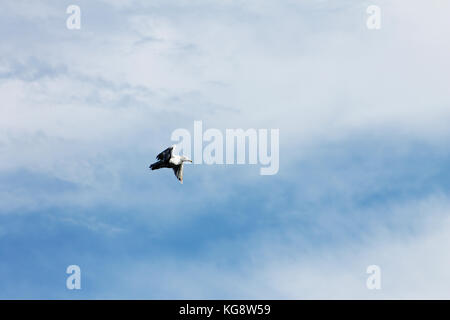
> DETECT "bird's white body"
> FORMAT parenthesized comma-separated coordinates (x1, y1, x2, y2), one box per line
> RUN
(169, 155, 183, 166)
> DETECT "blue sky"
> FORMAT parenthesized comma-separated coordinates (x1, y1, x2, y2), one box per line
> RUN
(1, 0, 450, 299)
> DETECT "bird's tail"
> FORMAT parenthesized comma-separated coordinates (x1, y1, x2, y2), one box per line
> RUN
(150, 161, 164, 170)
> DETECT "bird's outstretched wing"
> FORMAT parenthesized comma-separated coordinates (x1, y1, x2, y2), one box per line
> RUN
(156, 145, 175, 161)
(172, 163, 184, 184)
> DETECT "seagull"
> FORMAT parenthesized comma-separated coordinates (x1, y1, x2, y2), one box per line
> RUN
(149, 145, 192, 184)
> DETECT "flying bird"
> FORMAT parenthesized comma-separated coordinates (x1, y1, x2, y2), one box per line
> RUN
(149, 145, 192, 184)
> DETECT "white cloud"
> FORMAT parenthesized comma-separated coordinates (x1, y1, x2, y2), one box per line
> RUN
(1, 0, 449, 210)
(103, 195, 450, 299)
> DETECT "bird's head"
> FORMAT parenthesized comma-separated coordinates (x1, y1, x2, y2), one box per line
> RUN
(181, 156, 192, 163)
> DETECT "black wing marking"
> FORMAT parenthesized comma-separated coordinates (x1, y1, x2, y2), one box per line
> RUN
(150, 161, 169, 170)
(156, 146, 174, 161)
(172, 163, 184, 184)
